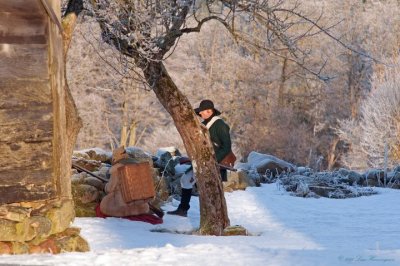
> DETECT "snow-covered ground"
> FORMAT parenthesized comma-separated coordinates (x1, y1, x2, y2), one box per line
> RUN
(1, 184, 399, 265)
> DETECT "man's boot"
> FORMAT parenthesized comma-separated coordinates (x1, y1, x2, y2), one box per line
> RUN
(167, 188, 192, 217)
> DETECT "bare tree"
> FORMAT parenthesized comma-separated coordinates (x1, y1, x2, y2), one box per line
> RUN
(65, 0, 379, 234)
(65, 14, 167, 150)
(61, 0, 85, 181)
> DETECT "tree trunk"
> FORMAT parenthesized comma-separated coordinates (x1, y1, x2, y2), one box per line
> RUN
(128, 122, 137, 146)
(120, 100, 129, 147)
(144, 62, 230, 235)
(278, 56, 288, 107)
(62, 0, 83, 179)
(327, 136, 339, 171)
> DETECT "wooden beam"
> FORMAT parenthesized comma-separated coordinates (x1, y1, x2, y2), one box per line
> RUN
(0, 12, 47, 44)
(39, 0, 63, 32)
(0, 44, 48, 79)
(0, 79, 52, 105)
(0, 0, 44, 14)
(0, 141, 53, 171)
(0, 182, 56, 204)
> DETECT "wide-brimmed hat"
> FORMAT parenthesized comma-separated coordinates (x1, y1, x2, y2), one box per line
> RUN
(194, 99, 221, 116)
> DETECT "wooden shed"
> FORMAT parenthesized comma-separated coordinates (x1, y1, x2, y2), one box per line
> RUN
(0, 0, 71, 204)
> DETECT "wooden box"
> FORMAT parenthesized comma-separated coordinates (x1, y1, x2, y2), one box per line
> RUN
(118, 162, 155, 203)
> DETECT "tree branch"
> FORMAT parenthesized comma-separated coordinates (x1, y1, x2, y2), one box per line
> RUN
(275, 8, 386, 65)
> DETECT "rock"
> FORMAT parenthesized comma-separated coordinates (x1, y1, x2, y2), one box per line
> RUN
(71, 172, 87, 184)
(113, 149, 154, 168)
(45, 200, 75, 235)
(55, 233, 90, 253)
(296, 167, 312, 175)
(295, 181, 310, 197)
(156, 147, 182, 157)
(72, 157, 102, 172)
(0, 242, 11, 255)
(0, 218, 36, 242)
(83, 176, 105, 191)
(97, 164, 112, 179)
(0, 199, 75, 242)
(338, 168, 350, 177)
(38, 238, 60, 254)
(155, 150, 177, 176)
(28, 244, 44, 254)
(74, 202, 97, 217)
(336, 171, 350, 184)
(338, 168, 363, 185)
(0, 215, 52, 243)
(74, 148, 112, 163)
(223, 225, 248, 236)
(224, 170, 255, 191)
(28, 227, 89, 254)
(279, 171, 379, 199)
(73, 184, 100, 204)
(281, 175, 312, 188)
(309, 186, 336, 198)
(11, 242, 29, 254)
(0, 206, 31, 222)
(27, 216, 53, 244)
(247, 152, 296, 176)
(235, 162, 252, 171)
(246, 170, 262, 186)
(125, 146, 154, 166)
(223, 187, 234, 193)
(72, 151, 90, 160)
(58, 227, 81, 237)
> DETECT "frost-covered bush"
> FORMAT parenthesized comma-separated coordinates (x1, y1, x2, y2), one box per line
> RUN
(338, 58, 400, 170)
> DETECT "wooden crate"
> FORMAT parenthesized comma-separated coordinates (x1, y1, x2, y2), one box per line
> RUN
(118, 162, 155, 203)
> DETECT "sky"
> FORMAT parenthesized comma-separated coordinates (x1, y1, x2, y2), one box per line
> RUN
(0, 184, 399, 266)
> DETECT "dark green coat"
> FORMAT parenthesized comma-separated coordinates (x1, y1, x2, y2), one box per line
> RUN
(204, 118, 232, 163)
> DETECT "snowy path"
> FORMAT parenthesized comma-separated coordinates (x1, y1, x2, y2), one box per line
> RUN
(0, 184, 399, 265)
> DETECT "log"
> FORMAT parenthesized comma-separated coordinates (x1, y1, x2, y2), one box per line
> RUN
(0, 0, 44, 14)
(0, 44, 48, 79)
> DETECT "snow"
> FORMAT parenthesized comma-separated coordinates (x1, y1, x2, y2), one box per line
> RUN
(1, 184, 399, 265)
(174, 163, 192, 175)
(246, 151, 297, 172)
(156, 147, 180, 157)
(78, 147, 112, 157)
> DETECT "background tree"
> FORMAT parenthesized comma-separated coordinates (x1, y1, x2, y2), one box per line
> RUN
(337, 57, 400, 170)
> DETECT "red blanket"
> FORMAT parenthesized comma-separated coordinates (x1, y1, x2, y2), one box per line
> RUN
(95, 204, 163, 225)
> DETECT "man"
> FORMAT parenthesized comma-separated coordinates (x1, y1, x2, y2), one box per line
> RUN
(167, 99, 233, 217)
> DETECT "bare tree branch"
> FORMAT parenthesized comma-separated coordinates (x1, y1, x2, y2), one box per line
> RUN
(275, 8, 386, 65)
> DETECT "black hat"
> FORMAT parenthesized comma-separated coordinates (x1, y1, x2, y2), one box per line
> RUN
(194, 99, 221, 116)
